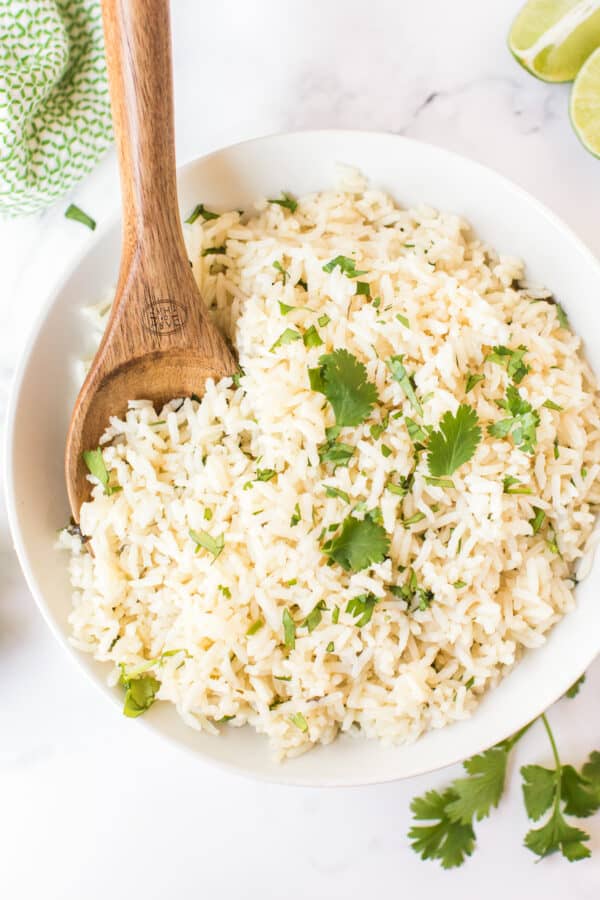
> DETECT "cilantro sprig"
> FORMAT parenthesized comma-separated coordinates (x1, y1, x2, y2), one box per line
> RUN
(409, 681, 600, 868)
(487, 344, 530, 384)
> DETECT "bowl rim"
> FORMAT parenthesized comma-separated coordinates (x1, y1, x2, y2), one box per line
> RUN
(5, 128, 600, 787)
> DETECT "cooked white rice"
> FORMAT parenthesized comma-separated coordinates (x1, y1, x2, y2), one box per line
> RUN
(60, 168, 600, 760)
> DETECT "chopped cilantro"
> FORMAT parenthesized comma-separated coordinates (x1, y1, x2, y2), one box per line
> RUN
(503, 475, 533, 494)
(324, 485, 350, 503)
(119, 668, 160, 718)
(346, 593, 378, 626)
(530, 507, 546, 535)
(218, 585, 231, 599)
(488, 386, 540, 454)
(322, 255, 367, 277)
(270, 328, 302, 352)
(82, 448, 121, 495)
(405, 417, 428, 444)
(356, 281, 371, 296)
(246, 619, 264, 636)
(279, 301, 295, 315)
(318, 437, 355, 468)
(326, 641, 335, 652)
(427, 405, 481, 477)
(282, 609, 296, 649)
(554, 302, 569, 329)
(290, 503, 302, 527)
(543, 400, 563, 411)
(381, 444, 393, 458)
(65, 203, 96, 230)
(403, 511, 426, 528)
(303, 325, 323, 348)
(289, 712, 308, 732)
(185, 203, 218, 223)
(201, 246, 226, 256)
(302, 600, 326, 632)
(386, 356, 423, 416)
(189, 528, 224, 559)
(369, 416, 389, 440)
(318, 313, 331, 327)
(332, 605, 340, 624)
(255, 468, 276, 482)
(465, 373, 485, 394)
(487, 345, 530, 384)
(396, 313, 410, 328)
(268, 192, 298, 213)
(273, 260, 289, 284)
(425, 475, 455, 489)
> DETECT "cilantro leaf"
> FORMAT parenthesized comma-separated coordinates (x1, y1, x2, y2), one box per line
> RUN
(189, 528, 225, 559)
(522, 714, 593, 861)
(581, 752, 600, 801)
(427, 405, 481, 477)
(324, 484, 350, 503)
(524, 810, 590, 862)
(322, 255, 367, 277)
(119, 668, 160, 718)
(554, 302, 569, 329)
(282, 608, 296, 649)
(386, 355, 423, 416)
(268, 192, 298, 213)
(318, 313, 330, 327)
(488, 386, 540, 454)
(83, 448, 121, 495)
(302, 600, 327, 632)
(273, 260, 289, 284)
(564, 674, 585, 699)
(185, 203, 218, 223)
(270, 328, 302, 352)
(561, 765, 600, 818)
(346, 593, 378, 626)
(246, 619, 264, 636)
(325, 514, 390, 572)
(290, 503, 301, 527)
(255, 468, 276, 482)
(201, 246, 226, 256)
(65, 203, 96, 230)
(318, 437, 355, 468)
(309, 349, 378, 426)
(289, 712, 308, 732)
(503, 475, 533, 494)
(409, 789, 476, 869)
(303, 325, 323, 348)
(522, 765, 557, 820)
(465, 373, 485, 394)
(446, 746, 510, 825)
(530, 507, 546, 534)
(487, 345, 530, 384)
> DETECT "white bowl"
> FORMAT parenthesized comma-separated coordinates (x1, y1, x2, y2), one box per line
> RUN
(6, 130, 600, 786)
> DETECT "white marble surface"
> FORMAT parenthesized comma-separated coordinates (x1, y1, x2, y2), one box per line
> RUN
(1, 1, 600, 897)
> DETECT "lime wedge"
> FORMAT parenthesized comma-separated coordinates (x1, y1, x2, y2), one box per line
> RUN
(570, 46, 600, 155)
(509, 0, 600, 82)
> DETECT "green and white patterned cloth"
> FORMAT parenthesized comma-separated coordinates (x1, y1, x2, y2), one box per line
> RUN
(0, 0, 112, 216)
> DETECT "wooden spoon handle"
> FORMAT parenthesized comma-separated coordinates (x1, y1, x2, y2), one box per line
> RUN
(102, 0, 181, 250)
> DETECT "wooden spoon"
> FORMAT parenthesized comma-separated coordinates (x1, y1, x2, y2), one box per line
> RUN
(65, 0, 237, 520)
